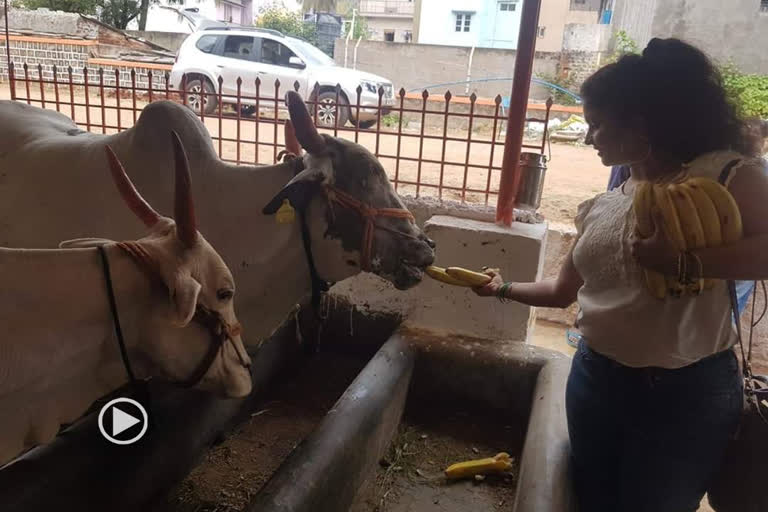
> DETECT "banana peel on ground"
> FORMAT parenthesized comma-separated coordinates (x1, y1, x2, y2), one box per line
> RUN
(444, 452, 513, 480)
(425, 265, 494, 287)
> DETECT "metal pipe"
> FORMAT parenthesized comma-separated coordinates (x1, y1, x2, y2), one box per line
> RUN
(465, 46, 475, 96)
(496, 0, 543, 225)
(353, 35, 362, 70)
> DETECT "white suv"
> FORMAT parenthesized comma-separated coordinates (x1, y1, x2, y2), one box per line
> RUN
(170, 27, 396, 128)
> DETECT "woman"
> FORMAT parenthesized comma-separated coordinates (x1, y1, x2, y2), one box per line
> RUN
(475, 38, 768, 512)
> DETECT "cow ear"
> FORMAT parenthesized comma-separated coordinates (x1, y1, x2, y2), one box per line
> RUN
(170, 273, 201, 327)
(59, 238, 115, 248)
(262, 167, 325, 215)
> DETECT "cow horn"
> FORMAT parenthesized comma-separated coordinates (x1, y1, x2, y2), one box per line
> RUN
(285, 90, 325, 155)
(105, 145, 161, 227)
(284, 119, 302, 158)
(170, 131, 198, 247)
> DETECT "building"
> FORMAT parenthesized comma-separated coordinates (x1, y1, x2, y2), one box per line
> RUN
(537, 0, 606, 52)
(413, 0, 523, 49)
(127, 0, 255, 33)
(357, 0, 415, 43)
(610, 0, 768, 74)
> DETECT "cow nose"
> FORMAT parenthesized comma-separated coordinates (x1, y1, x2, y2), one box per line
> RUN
(419, 233, 436, 249)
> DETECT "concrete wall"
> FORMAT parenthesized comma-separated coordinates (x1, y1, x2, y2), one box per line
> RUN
(334, 39, 564, 98)
(650, 0, 768, 74)
(2, 7, 97, 39)
(365, 17, 413, 43)
(610, 0, 657, 49)
(562, 23, 611, 52)
(125, 30, 190, 52)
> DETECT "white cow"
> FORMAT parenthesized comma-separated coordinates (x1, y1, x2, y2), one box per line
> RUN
(0, 92, 436, 345)
(0, 134, 252, 465)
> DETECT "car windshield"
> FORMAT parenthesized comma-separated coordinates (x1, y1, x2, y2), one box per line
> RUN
(290, 39, 336, 67)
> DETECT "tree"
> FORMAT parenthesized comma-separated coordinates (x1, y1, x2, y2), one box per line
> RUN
(99, 0, 141, 29)
(256, 5, 317, 44)
(299, 0, 336, 13)
(15, 0, 100, 15)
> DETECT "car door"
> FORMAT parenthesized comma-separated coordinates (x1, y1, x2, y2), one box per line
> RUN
(214, 35, 261, 100)
(256, 38, 310, 102)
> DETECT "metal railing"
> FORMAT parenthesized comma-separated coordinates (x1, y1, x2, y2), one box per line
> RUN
(7, 62, 553, 206)
(358, 0, 415, 16)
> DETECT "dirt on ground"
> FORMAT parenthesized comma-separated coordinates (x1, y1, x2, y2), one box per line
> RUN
(351, 403, 524, 512)
(150, 353, 368, 512)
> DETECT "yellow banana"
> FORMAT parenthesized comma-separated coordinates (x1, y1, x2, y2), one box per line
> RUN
(644, 269, 668, 300)
(688, 177, 743, 244)
(652, 185, 687, 251)
(633, 182, 655, 237)
(668, 184, 707, 250)
(445, 267, 493, 287)
(425, 266, 474, 287)
(445, 452, 513, 480)
(681, 182, 722, 247)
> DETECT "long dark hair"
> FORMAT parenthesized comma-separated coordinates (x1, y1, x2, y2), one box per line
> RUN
(581, 38, 760, 162)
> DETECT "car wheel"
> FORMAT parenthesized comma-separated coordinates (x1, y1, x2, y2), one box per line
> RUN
(185, 77, 217, 115)
(314, 91, 349, 128)
(240, 105, 256, 117)
(351, 118, 377, 129)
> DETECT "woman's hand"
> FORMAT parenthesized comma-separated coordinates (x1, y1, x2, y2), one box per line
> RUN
(628, 209, 679, 275)
(472, 269, 505, 297)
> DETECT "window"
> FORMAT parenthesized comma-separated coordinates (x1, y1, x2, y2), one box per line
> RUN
(538, 26, 546, 37)
(384, 30, 395, 42)
(403, 30, 412, 43)
(195, 35, 220, 54)
(499, 2, 516, 11)
(260, 38, 299, 67)
(455, 13, 472, 32)
(222, 35, 255, 61)
(762, 0, 768, 12)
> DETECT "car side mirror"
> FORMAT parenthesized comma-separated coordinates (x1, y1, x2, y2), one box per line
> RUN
(289, 56, 306, 69)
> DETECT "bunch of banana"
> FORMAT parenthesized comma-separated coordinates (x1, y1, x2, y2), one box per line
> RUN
(633, 177, 742, 299)
(425, 266, 493, 287)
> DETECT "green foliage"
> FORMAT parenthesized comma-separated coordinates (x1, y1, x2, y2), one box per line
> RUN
(99, 0, 141, 29)
(256, 5, 317, 45)
(605, 30, 640, 64)
(536, 72, 579, 106)
(344, 14, 368, 40)
(719, 62, 768, 119)
(381, 113, 406, 128)
(15, 0, 100, 15)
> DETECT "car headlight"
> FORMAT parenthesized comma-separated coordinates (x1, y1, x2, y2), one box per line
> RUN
(361, 80, 379, 94)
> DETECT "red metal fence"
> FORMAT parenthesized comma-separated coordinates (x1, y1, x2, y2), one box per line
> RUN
(7, 62, 552, 206)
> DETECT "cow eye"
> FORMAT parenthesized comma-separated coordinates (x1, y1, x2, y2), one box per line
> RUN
(217, 289, 234, 301)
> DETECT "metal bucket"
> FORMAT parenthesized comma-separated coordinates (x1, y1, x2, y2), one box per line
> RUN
(516, 152, 547, 211)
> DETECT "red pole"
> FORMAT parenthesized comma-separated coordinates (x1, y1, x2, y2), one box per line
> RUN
(4, 0, 12, 95)
(496, 0, 543, 225)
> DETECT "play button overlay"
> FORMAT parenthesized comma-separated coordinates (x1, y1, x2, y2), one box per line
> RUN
(98, 397, 148, 445)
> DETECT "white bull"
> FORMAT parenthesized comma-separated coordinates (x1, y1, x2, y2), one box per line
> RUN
(0, 92, 436, 344)
(0, 134, 252, 465)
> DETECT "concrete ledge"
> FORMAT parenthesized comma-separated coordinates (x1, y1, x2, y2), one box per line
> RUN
(513, 358, 576, 512)
(247, 335, 415, 512)
(404, 215, 547, 341)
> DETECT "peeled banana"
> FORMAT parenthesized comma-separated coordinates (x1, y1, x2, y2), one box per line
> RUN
(632, 176, 742, 300)
(444, 452, 513, 480)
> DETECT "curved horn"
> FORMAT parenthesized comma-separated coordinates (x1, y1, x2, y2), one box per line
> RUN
(170, 131, 198, 247)
(105, 145, 161, 227)
(285, 90, 325, 154)
(284, 119, 302, 157)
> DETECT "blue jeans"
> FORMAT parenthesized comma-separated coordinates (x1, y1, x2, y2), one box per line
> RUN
(566, 341, 743, 512)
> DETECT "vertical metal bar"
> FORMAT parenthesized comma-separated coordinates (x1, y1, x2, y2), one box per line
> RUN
(333, 83, 340, 137)
(67, 66, 74, 120)
(374, 87, 383, 157)
(83, 67, 91, 131)
(115, 69, 121, 131)
(393, 88, 404, 192)
(354, 86, 362, 144)
(199, 76, 205, 126)
(98, 68, 105, 134)
(22, 62, 30, 104)
(496, 0, 542, 225)
(131, 69, 137, 124)
(148, 70, 153, 103)
(164, 72, 170, 99)
(8, 61, 15, 101)
(486, 95, 502, 205)
(218, 75, 224, 161)
(415, 90, 428, 197)
(3, 0, 12, 101)
(273, 79, 280, 163)
(53, 65, 60, 112)
(312, 82, 320, 126)
(181, 73, 188, 108)
(37, 64, 45, 109)
(254, 77, 261, 165)
(461, 93, 476, 202)
(236, 77, 241, 163)
(438, 91, 451, 200)
(541, 96, 553, 154)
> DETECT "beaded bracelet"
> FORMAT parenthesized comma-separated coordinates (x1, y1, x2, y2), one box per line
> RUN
(497, 282, 512, 303)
